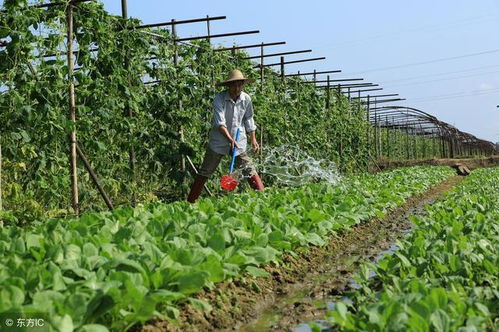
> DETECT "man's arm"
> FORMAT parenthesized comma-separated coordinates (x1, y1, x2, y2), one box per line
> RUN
(243, 98, 260, 154)
(213, 95, 237, 149)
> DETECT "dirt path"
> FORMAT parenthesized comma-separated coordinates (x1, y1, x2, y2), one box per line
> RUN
(374, 155, 499, 172)
(142, 176, 463, 332)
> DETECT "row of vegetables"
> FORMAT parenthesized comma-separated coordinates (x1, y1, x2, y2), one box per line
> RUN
(327, 167, 498, 331)
(0, 166, 454, 331)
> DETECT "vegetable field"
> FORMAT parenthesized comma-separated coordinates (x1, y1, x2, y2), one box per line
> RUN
(0, 166, 457, 330)
(328, 167, 499, 331)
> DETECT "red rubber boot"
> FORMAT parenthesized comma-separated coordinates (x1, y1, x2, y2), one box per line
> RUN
(187, 175, 208, 203)
(248, 174, 265, 191)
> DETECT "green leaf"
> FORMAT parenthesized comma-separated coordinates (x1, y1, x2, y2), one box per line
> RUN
(409, 301, 430, 320)
(0, 285, 24, 311)
(245, 266, 270, 278)
(105, 258, 146, 275)
(306, 209, 324, 222)
(84, 292, 116, 322)
(394, 252, 412, 267)
(200, 255, 225, 283)
(79, 324, 110, 332)
(65, 244, 81, 260)
(83, 243, 99, 257)
(207, 232, 225, 252)
(430, 309, 449, 332)
(52, 314, 74, 332)
(177, 271, 209, 295)
(335, 302, 348, 320)
(188, 298, 212, 311)
(304, 232, 325, 246)
(474, 303, 490, 316)
(32, 290, 65, 309)
(13, 238, 26, 253)
(25, 234, 41, 249)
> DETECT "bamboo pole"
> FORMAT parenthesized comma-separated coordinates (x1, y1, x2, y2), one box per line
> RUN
(366, 95, 371, 152)
(76, 145, 114, 210)
(0, 141, 2, 211)
(405, 126, 410, 160)
(172, 20, 186, 175)
(121, 0, 127, 18)
(121, 0, 136, 206)
(386, 116, 391, 158)
(422, 135, 426, 158)
(280, 56, 285, 79)
(185, 155, 212, 196)
(67, 2, 79, 215)
(206, 15, 211, 44)
(260, 126, 264, 163)
(413, 133, 417, 159)
(260, 43, 264, 91)
(206, 15, 215, 86)
(374, 108, 378, 158)
(326, 75, 331, 109)
(377, 114, 382, 158)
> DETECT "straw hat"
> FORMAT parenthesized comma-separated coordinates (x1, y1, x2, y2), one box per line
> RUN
(216, 69, 255, 86)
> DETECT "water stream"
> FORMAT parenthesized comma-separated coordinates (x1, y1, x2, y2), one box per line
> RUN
(251, 145, 342, 186)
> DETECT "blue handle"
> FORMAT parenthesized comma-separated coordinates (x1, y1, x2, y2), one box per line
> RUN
(229, 128, 241, 174)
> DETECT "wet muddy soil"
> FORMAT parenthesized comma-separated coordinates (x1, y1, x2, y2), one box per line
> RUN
(141, 176, 463, 332)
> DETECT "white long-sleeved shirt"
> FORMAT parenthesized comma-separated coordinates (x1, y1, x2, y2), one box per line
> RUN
(208, 90, 257, 155)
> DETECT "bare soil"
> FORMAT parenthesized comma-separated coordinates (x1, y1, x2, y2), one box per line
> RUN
(373, 155, 499, 173)
(140, 176, 463, 332)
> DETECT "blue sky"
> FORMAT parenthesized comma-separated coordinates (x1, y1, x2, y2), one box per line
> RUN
(5, 1, 499, 142)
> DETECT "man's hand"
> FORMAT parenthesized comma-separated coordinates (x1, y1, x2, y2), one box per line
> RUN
(249, 130, 260, 154)
(230, 138, 240, 152)
(251, 138, 260, 154)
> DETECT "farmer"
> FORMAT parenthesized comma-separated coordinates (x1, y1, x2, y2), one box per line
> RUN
(187, 69, 265, 203)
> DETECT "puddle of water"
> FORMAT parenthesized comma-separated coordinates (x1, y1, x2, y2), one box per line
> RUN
(239, 311, 281, 332)
(293, 320, 333, 332)
(325, 296, 354, 311)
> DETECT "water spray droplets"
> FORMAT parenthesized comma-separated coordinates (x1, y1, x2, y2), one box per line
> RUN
(255, 145, 342, 186)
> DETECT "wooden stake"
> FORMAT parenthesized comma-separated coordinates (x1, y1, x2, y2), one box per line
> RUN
(260, 126, 264, 163)
(76, 145, 114, 210)
(67, 2, 79, 215)
(172, 20, 186, 174)
(326, 75, 330, 109)
(280, 56, 284, 79)
(366, 95, 371, 150)
(186, 155, 212, 196)
(260, 43, 264, 91)
(206, 15, 215, 86)
(121, 0, 127, 18)
(0, 141, 2, 211)
(374, 108, 378, 158)
(121, 0, 136, 206)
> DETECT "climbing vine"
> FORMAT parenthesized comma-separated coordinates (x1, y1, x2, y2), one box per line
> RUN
(0, 0, 369, 223)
